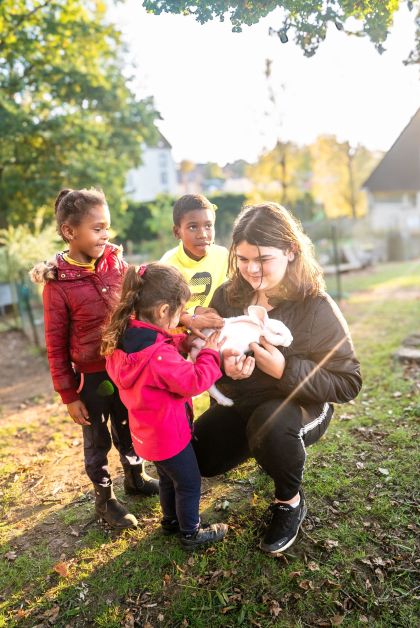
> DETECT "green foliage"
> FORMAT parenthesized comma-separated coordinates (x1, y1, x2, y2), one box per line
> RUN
(208, 192, 246, 244)
(0, 0, 159, 231)
(143, 0, 406, 57)
(123, 194, 175, 260)
(0, 210, 60, 282)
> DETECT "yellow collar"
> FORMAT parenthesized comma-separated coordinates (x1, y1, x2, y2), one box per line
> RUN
(63, 253, 96, 272)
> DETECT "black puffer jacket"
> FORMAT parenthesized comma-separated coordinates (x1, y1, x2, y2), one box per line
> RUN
(210, 284, 362, 407)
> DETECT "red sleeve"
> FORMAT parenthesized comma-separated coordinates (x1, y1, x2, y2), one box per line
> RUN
(43, 282, 79, 404)
(151, 347, 222, 398)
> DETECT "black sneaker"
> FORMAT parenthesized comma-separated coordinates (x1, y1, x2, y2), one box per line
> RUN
(161, 518, 180, 536)
(180, 522, 228, 550)
(260, 492, 307, 554)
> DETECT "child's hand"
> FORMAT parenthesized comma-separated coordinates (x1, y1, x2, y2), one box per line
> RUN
(202, 330, 225, 353)
(181, 308, 224, 339)
(67, 400, 91, 426)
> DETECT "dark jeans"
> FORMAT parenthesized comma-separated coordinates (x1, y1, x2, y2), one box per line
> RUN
(154, 443, 201, 534)
(79, 371, 141, 486)
(192, 398, 334, 501)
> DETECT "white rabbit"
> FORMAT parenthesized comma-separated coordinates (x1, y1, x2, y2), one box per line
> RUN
(190, 305, 293, 406)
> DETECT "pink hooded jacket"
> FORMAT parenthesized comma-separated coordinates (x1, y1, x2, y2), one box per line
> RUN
(106, 320, 222, 461)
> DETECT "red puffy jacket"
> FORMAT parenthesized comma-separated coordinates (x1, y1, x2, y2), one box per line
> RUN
(32, 244, 127, 404)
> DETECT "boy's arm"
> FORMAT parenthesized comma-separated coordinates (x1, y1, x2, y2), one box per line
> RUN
(179, 308, 224, 338)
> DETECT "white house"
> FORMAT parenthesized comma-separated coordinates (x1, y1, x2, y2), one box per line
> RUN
(126, 131, 178, 202)
(363, 108, 420, 237)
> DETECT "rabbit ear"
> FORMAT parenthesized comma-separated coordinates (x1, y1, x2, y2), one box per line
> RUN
(247, 305, 267, 326)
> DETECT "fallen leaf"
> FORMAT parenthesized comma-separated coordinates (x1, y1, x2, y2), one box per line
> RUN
(307, 561, 320, 571)
(356, 461, 365, 469)
(324, 539, 339, 550)
(42, 605, 60, 622)
(378, 468, 389, 476)
(123, 612, 135, 628)
(14, 609, 27, 619)
(359, 616, 369, 624)
(158, 613, 164, 622)
(5, 551, 17, 561)
(288, 571, 302, 579)
(53, 561, 70, 578)
(269, 599, 282, 618)
(330, 615, 344, 626)
(298, 579, 314, 590)
(372, 556, 386, 566)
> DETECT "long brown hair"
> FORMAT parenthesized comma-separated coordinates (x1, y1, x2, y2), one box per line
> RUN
(227, 202, 325, 306)
(101, 263, 190, 355)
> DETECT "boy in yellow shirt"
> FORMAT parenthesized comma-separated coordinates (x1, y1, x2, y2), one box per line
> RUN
(161, 194, 228, 336)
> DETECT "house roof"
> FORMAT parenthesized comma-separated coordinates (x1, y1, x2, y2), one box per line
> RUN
(363, 108, 420, 192)
(155, 130, 172, 149)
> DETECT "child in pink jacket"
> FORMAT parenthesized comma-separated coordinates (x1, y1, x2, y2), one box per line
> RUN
(102, 263, 228, 550)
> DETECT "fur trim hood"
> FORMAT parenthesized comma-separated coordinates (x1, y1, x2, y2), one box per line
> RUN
(29, 244, 123, 284)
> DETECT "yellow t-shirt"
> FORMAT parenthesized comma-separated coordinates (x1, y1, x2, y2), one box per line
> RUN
(160, 242, 229, 313)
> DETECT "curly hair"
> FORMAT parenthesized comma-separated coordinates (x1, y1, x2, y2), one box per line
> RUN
(54, 188, 107, 242)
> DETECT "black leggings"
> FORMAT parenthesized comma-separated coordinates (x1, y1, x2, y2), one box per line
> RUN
(79, 371, 141, 485)
(192, 399, 333, 501)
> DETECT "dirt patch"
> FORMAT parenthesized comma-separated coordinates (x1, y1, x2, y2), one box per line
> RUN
(0, 330, 53, 415)
(0, 330, 136, 560)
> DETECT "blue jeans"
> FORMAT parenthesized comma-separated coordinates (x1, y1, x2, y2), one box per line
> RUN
(154, 443, 201, 534)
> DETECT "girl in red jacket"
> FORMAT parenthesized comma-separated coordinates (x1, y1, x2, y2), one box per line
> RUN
(102, 263, 228, 550)
(31, 188, 158, 530)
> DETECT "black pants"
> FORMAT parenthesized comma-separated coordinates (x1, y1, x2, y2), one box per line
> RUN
(192, 398, 333, 501)
(154, 443, 202, 534)
(78, 371, 141, 486)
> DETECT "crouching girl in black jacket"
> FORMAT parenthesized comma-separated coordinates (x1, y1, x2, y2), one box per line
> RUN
(192, 202, 362, 555)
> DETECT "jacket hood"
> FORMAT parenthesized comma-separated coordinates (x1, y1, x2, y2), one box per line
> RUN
(106, 341, 163, 390)
(29, 243, 122, 284)
(106, 321, 186, 390)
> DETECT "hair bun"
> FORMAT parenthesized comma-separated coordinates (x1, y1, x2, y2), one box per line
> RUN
(54, 188, 72, 213)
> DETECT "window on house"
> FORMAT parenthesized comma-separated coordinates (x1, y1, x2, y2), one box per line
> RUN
(374, 192, 403, 203)
(159, 152, 168, 167)
(161, 171, 168, 185)
(407, 192, 417, 207)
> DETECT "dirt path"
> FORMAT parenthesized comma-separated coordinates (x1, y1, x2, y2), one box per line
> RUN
(0, 331, 128, 559)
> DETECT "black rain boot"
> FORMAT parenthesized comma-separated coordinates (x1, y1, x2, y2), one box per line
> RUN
(93, 483, 138, 529)
(123, 462, 160, 497)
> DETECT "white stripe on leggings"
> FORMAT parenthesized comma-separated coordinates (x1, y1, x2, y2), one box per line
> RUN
(298, 402, 330, 479)
(300, 402, 331, 437)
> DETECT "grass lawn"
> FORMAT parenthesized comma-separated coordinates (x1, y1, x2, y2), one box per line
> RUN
(0, 260, 419, 627)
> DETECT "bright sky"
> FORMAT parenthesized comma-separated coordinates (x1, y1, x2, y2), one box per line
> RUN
(109, 1, 419, 165)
